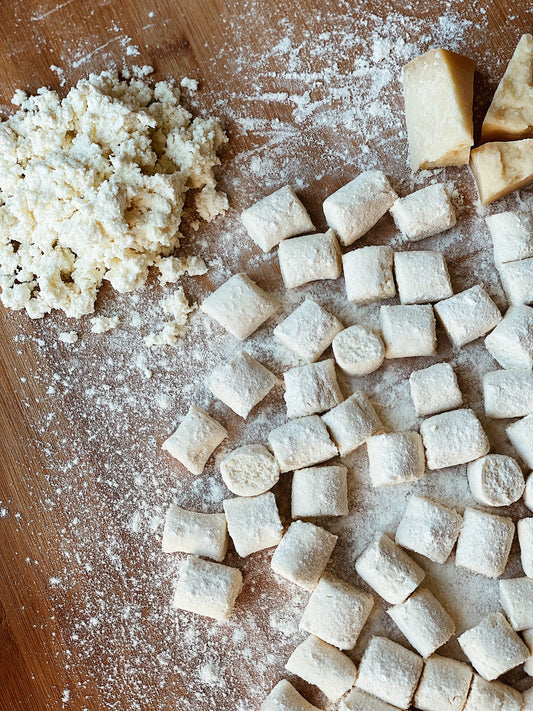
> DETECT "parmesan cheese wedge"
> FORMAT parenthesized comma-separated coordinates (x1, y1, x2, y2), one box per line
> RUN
(482, 34, 533, 142)
(401, 48, 476, 171)
(470, 139, 533, 204)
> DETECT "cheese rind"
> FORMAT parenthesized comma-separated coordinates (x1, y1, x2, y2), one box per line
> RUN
(470, 139, 533, 205)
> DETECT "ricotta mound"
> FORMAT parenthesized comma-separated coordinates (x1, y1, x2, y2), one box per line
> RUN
(0, 67, 228, 320)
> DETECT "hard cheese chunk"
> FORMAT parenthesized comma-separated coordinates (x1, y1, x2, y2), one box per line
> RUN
(470, 139, 533, 205)
(402, 48, 475, 171)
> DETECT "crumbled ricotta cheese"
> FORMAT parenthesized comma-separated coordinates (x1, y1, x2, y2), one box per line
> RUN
(90, 316, 120, 334)
(181, 77, 199, 91)
(144, 286, 195, 346)
(58, 331, 79, 344)
(156, 256, 208, 284)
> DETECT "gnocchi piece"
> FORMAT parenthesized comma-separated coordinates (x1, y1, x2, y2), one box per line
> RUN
(261, 679, 321, 711)
(420, 408, 490, 470)
(366, 431, 425, 487)
(343, 245, 396, 304)
(223, 493, 283, 558)
(220, 444, 280, 497)
(273, 298, 343, 362)
(278, 229, 342, 289)
(518, 518, 533, 577)
(409, 362, 463, 417)
(285, 635, 357, 702)
(241, 185, 315, 252)
(321, 391, 385, 457)
(387, 588, 456, 658)
(463, 675, 523, 711)
(299, 574, 374, 650)
(271, 520, 337, 591)
(341, 688, 402, 711)
(525, 685, 533, 708)
(161, 504, 228, 561)
(268, 415, 338, 473)
(507, 413, 533, 468)
(332, 325, 385, 376)
(483, 369, 533, 418)
(485, 304, 533, 370)
(414, 654, 473, 711)
(355, 635, 424, 710)
(173, 555, 243, 621)
(485, 211, 533, 264)
(455, 507, 515, 579)
(200, 272, 280, 340)
(394, 250, 453, 305)
(208, 351, 277, 418)
(466, 454, 525, 506)
(162, 405, 227, 475)
(458, 612, 529, 680)
(283, 358, 343, 419)
(355, 532, 425, 604)
(380, 304, 437, 358)
(498, 258, 533, 305)
(389, 184, 456, 242)
(434, 285, 502, 348)
(395, 494, 462, 564)
(524, 629, 533, 676)
(499, 577, 533, 631)
(291, 464, 349, 518)
(323, 170, 398, 247)
(526, 473, 533, 510)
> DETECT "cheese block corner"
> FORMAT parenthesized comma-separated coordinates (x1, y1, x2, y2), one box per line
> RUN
(470, 138, 533, 205)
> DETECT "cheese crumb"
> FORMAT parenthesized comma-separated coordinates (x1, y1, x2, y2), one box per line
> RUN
(90, 316, 120, 334)
(58, 331, 78, 344)
(144, 287, 195, 346)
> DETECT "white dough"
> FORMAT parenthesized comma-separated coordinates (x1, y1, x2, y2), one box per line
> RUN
(162, 405, 227, 475)
(341, 688, 402, 711)
(483, 369, 533, 418)
(343, 245, 396, 304)
(507, 413, 533, 468)
(261, 679, 321, 711)
(270, 520, 337, 591)
(525, 685, 533, 709)
(323, 170, 398, 247)
(332, 325, 385, 375)
(200, 272, 280, 340)
(299, 574, 374, 650)
(420, 408, 490, 470)
(278, 229, 342, 289)
(283, 358, 343, 418)
(463, 675, 523, 711)
(321, 391, 385, 457)
(161, 504, 228, 561)
(274, 298, 343, 362)
(285, 635, 357, 702)
(291, 464, 349, 518)
(434, 285, 502, 348)
(366, 431, 426, 487)
(241, 185, 315, 252)
(380, 304, 437, 358)
(485, 210, 533, 264)
(467, 454, 525, 506)
(409, 362, 463, 417)
(414, 654, 473, 711)
(173, 555, 243, 621)
(355, 532, 425, 604)
(223, 493, 283, 558)
(485, 304, 533, 370)
(499, 577, 533, 631)
(455, 508, 515, 579)
(499, 258, 533, 305)
(268, 415, 338, 473)
(518, 518, 533, 577)
(523, 629, 533, 676)
(526, 473, 533, 510)
(220, 444, 280, 497)
(389, 183, 456, 242)
(394, 250, 453, 304)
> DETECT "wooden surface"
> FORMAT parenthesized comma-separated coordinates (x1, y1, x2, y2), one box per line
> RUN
(0, 1, 532, 710)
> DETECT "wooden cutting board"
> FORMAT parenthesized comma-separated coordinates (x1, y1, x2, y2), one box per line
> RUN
(0, 1, 532, 709)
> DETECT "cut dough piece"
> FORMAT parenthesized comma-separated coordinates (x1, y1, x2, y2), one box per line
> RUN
(341, 688, 402, 711)
(467, 454, 525, 506)
(271, 520, 337, 591)
(455, 507, 514, 579)
(278, 229, 342, 289)
(481, 34, 533, 142)
(283, 359, 343, 419)
(499, 258, 533, 305)
(526, 473, 533, 510)
(387, 588, 455, 658)
(524, 629, 533, 675)
(507, 413, 533, 468)
(241, 185, 314, 252)
(390, 184, 456, 242)
(343, 245, 396, 304)
(299, 574, 374, 650)
(161, 504, 228, 561)
(458, 612, 529, 680)
(518, 518, 533, 577)
(356, 635, 424, 709)
(420, 408, 490, 470)
(285, 635, 357, 702)
(162, 405, 227, 475)
(395, 494, 462, 564)
(380, 304, 436, 358)
(434, 285, 501, 348)
(200, 273, 280, 340)
(220, 444, 280, 497)
(409, 362, 463, 417)
(394, 251, 453, 305)
(273, 298, 343, 362)
(323, 170, 398, 246)
(355, 532, 425, 604)
(485, 304, 533, 370)
(291, 464, 349, 518)
(261, 679, 321, 711)
(499, 577, 533, 631)
(366, 431, 425, 487)
(321, 391, 385, 457)
(486, 210, 533, 264)
(208, 351, 277, 418)
(332, 325, 385, 376)
(470, 138, 533, 205)
(223, 493, 283, 558)
(463, 675, 523, 711)
(414, 654, 473, 711)
(173, 555, 243, 621)
(483, 369, 533, 418)
(268, 415, 337, 473)
(401, 48, 475, 170)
